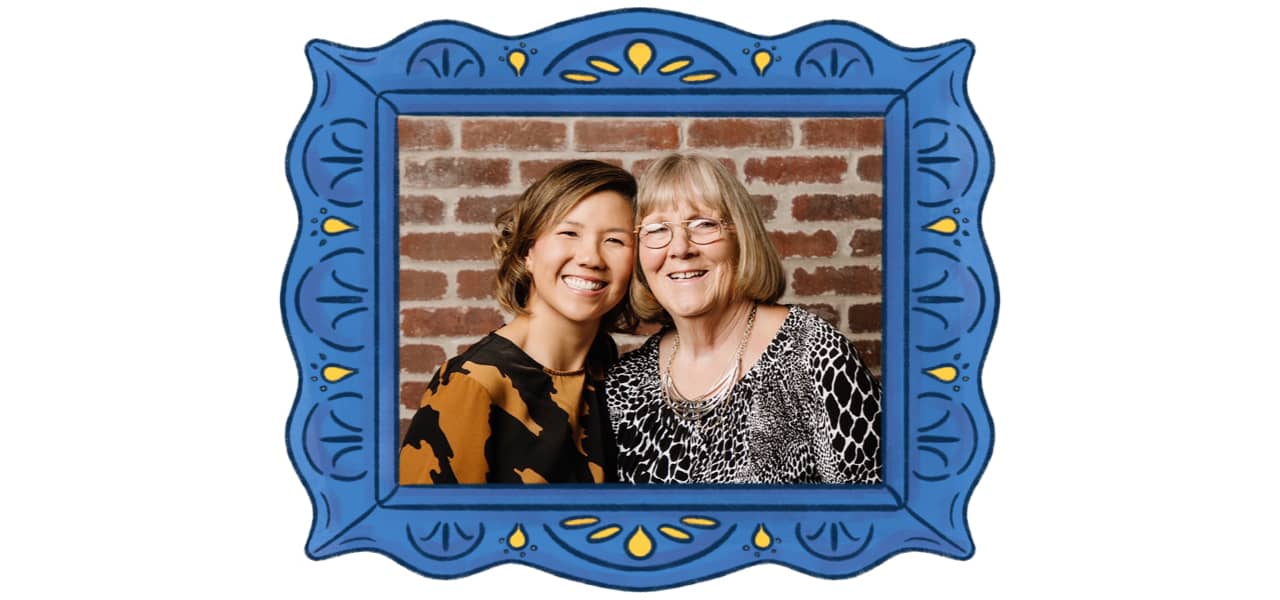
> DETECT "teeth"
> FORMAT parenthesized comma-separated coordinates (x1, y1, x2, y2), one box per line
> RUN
(669, 271, 706, 280)
(563, 276, 605, 291)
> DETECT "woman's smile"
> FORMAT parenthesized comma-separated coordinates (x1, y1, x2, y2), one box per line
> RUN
(561, 274, 608, 293)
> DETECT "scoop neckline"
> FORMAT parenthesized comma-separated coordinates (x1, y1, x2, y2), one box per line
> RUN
(486, 331, 586, 377)
(645, 305, 798, 384)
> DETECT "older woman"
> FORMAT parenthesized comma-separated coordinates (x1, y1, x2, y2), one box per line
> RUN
(607, 154, 881, 484)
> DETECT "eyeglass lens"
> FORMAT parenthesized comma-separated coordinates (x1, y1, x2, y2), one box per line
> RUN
(640, 220, 722, 249)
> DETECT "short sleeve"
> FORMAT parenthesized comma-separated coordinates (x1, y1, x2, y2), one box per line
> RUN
(399, 370, 494, 484)
(808, 325, 883, 484)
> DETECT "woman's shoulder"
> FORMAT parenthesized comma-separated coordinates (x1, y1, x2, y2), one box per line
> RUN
(607, 329, 664, 379)
(437, 333, 538, 390)
(779, 305, 853, 351)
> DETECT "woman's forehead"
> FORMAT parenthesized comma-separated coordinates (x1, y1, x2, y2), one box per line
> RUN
(640, 197, 720, 220)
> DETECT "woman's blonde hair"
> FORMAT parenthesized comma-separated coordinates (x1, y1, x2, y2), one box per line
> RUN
(631, 154, 785, 324)
(493, 159, 639, 334)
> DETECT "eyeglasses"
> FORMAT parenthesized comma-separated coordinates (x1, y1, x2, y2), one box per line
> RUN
(634, 218, 731, 249)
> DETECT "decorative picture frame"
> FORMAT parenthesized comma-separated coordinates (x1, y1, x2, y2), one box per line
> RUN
(284, 8, 995, 590)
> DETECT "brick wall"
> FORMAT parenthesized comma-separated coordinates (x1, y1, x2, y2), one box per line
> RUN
(399, 116, 884, 432)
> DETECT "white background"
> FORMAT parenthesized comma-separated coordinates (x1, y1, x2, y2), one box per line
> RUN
(5, 1, 1277, 597)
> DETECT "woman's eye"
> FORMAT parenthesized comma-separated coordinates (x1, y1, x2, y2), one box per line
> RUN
(689, 219, 718, 231)
(642, 224, 669, 235)
(605, 236, 628, 246)
(557, 230, 579, 238)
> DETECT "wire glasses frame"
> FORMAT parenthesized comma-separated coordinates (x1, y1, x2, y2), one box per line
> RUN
(634, 218, 733, 249)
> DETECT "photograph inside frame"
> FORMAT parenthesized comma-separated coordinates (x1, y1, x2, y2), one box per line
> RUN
(397, 116, 885, 485)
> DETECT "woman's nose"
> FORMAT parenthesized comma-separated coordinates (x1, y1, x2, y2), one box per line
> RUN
(576, 241, 605, 267)
(667, 226, 696, 257)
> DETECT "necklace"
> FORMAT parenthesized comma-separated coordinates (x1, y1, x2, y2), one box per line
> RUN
(662, 303, 757, 423)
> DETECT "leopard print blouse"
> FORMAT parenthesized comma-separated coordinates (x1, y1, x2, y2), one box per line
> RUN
(606, 306, 882, 484)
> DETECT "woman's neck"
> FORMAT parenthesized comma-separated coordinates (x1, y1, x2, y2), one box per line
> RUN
(497, 311, 599, 373)
(669, 300, 754, 357)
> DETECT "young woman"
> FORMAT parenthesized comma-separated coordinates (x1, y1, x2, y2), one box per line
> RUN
(400, 160, 638, 484)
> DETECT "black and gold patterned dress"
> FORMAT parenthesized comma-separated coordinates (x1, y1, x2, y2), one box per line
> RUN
(400, 333, 614, 484)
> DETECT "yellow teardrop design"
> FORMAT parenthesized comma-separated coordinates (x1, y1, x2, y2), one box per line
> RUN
(507, 524, 527, 549)
(925, 217, 959, 234)
(926, 365, 958, 382)
(321, 217, 355, 234)
(658, 526, 691, 541)
(627, 41, 653, 74)
(659, 58, 691, 74)
(680, 517, 718, 528)
(588, 58, 622, 74)
(753, 524, 772, 549)
(507, 50, 527, 76)
(561, 517, 599, 528)
(321, 365, 355, 383)
(626, 526, 654, 559)
(753, 50, 772, 75)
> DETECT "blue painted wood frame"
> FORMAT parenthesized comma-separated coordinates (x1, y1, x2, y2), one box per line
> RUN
(284, 8, 996, 589)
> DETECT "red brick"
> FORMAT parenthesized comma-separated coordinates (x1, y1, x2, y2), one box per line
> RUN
(744, 156, 848, 184)
(799, 303, 839, 328)
(751, 194, 777, 220)
(575, 120, 679, 152)
(399, 417, 413, 443)
(403, 157, 509, 188)
(401, 382, 429, 410)
(399, 194, 444, 224)
(398, 118, 452, 150)
(402, 307, 506, 337)
(801, 118, 883, 149)
(401, 233, 492, 261)
(851, 339, 882, 371)
(856, 155, 883, 183)
(457, 194, 518, 224)
(520, 158, 623, 186)
(462, 120, 567, 151)
(792, 193, 881, 221)
(457, 269, 496, 299)
(847, 303, 882, 333)
(768, 230, 837, 257)
(688, 119, 792, 149)
(791, 266, 881, 295)
(850, 229, 882, 257)
(399, 270, 448, 301)
(401, 344, 447, 374)
(632, 157, 734, 179)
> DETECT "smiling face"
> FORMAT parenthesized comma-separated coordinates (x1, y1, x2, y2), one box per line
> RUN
(637, 200, 737, 321)
(523, 190, 636, 329)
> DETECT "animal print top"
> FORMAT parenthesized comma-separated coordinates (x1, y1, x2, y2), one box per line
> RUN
(606, 306, 882, 484)
(400, 333, 613, 484)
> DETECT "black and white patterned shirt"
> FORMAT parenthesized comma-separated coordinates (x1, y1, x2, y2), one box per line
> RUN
(606, 306, 882, 484)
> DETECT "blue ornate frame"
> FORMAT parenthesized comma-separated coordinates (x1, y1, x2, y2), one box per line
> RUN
(283, 8, 995, 589)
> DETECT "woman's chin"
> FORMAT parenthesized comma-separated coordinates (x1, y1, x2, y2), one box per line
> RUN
(659, 301, 713, 321)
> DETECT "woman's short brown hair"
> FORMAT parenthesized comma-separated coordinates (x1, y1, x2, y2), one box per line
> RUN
(630, 153, 786, 324)
(493, 159, 639, 333)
